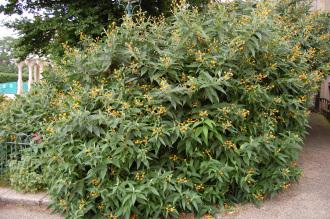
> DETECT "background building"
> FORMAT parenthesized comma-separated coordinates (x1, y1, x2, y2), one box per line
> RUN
(312, 0, 330, 11)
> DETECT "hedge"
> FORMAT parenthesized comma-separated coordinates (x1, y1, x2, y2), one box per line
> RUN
(0, 72, 28, 83)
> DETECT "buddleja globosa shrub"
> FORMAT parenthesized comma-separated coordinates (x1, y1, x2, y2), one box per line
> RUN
(41, 1, 330, 218)
(2, 0, 329, 218)
(275, 0, 330, 90)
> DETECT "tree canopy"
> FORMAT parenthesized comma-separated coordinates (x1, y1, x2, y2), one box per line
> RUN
(0, 0, 209, 59)
(0, 36, 16, 72)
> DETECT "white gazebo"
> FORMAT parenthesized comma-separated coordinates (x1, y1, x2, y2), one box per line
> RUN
(15, 55, 48, 95)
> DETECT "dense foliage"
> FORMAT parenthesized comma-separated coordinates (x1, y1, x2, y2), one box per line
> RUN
(1, 0, 208, 59)
(0, 0, 329, 218)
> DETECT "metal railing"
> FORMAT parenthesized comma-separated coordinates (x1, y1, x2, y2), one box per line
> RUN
(315, 97, 330, 121)
(0, 133, 31, 176)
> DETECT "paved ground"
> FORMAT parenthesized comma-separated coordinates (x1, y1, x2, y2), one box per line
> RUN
(0, 188, 50, 206)
(0, 203, 61, 219)
(0, 113, 329, 219)
(219, 113, 330, 219)
(3, 94, 15, 99)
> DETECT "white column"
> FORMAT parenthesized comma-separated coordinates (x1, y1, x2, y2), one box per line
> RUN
(36, 60, 44, 80)
(33, 64, 39, 82)
(16, 62, 24, 95)
(39, 64, 44, 79)
(25, 60, 35, 91)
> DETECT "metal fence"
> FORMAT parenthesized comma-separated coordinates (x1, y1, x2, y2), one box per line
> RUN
(0, 133, 31, 176)
(315, 97, 330, 121)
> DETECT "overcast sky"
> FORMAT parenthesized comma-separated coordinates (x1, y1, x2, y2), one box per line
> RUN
(0, 0, 34, 39)
(0, 17, 16, 39)
(0, 0, 17, 38)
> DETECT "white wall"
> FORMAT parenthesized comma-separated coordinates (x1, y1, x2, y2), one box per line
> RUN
(312, 0, 330, 11)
